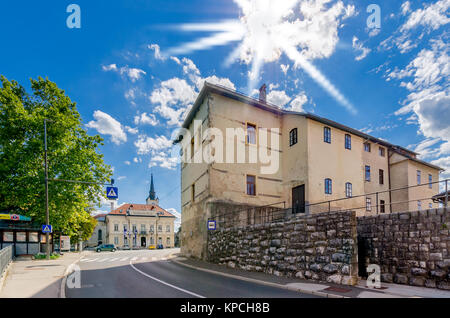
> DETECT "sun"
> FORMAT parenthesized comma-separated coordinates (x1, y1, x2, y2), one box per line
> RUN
(166, 0, 356, 114)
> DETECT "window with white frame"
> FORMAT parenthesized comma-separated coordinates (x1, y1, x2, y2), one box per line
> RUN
(366, 198, 372, 211)
(345, 182, 352, 198)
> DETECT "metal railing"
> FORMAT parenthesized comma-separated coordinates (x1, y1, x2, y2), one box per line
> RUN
(208, 179, 449, 229)
(0, 245, 13, 277)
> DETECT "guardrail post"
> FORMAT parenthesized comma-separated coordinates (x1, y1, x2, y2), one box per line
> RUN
(328, 201, 331, 212)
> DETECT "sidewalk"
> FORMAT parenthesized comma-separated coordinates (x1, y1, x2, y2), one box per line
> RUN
(172, 256, 450, 298)
(0, 252, 84, 298)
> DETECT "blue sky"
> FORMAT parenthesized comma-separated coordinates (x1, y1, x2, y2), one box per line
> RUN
(0, 0, 449, 224)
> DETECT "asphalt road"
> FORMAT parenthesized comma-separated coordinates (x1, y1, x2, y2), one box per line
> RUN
(65, 248, 318, 298)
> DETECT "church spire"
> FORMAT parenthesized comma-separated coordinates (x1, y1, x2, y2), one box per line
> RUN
(146, 173, 159, 205)
(149, 173, 156, 200)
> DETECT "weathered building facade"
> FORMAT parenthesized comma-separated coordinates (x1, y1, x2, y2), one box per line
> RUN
(178, 82, 444, 259)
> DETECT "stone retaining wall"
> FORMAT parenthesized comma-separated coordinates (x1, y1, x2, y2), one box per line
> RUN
(207, 210, 358, 285)
(357, 208, 449, 290)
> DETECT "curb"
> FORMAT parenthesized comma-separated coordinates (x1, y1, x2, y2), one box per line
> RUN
(60, 253, 86, 298)
(170, 258, 348, 298)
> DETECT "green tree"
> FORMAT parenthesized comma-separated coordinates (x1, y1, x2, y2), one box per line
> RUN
(0, 76, 112, 238)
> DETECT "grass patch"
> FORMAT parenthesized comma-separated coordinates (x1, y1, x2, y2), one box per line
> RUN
(33, 253, 60, 260)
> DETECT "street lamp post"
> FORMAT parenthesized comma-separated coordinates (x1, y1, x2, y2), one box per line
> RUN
(44, 119, 50, 260)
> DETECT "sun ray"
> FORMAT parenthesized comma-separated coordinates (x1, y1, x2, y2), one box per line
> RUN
(164, 0, 357, 114)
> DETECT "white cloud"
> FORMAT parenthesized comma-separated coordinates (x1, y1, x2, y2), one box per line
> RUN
(117, 176, 127, 181)
(196, 75, 236, 91)
(134, 112, 159, 126)
(125, 126, 139, 134)
(287, 93, 308, 112)
(102, 64, 118, 71)
(120, 67, 146, 82)
(400, 0, 450, 32)
(134, 135, 173, 155)
(181, 57, 200, 76)
(148, 43, 165, 60)
(267, 90, 291, 106)
(352, 36, 371, 61)
(166, 208, 181, 232)
(401, 1, 411, 16)
(133, 157, 142, 163)
(381, 1, 450, 55)
(102, 63, 146, 82)
(124, 160, 131, 165)
(149, 152, 178, 170)
(150, 78, 197, 126)
(390, 38, 449, 176)
(86, 110, 127, 145)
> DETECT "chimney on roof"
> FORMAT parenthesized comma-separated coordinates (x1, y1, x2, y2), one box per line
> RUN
(259, 84, 267, 103)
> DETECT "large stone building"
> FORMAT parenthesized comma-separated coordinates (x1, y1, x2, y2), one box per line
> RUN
(177, 82, 444, 259)
(87, 174, 176, 249)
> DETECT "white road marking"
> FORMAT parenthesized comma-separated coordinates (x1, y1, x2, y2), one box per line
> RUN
(141, 257, 148, 261)
(85, 258, 99, 263)
(131, 257, 138, 261)
(129, 262, 205, 298)
(109, 258, 120, 262)
(97, 258, 109, 263)
(119, 257, 129, 262)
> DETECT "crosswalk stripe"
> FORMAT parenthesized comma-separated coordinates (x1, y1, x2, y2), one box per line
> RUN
(141, 257, 148, 261)
(131, 257, 138, 261)
(97, 258, 109, 262)
(86, 258, 99, 263)
(109, 258, 119, 262)
(79, 258, 89, 262)
(119, 257, 129, 261)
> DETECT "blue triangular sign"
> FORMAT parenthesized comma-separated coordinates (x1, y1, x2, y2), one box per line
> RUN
(108, 188, 117, 197)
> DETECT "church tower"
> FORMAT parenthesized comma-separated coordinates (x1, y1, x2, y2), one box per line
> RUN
(146, 173, 159, 205)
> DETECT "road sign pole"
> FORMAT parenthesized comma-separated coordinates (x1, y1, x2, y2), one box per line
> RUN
(44, 119, 50, 260)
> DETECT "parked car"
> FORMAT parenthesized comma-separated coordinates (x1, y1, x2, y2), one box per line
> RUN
(96, 244, 116, 252)
(148, 245, 156, 250)
(156, 244, 164, 249)
(121, 244, 131, 250)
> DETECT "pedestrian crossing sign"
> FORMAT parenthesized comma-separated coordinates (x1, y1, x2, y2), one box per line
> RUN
(106, 186, 119, 199)
(42, 224, 53, 233)
(207, 220, 216, 230)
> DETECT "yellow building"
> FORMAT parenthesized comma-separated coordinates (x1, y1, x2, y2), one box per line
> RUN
(177, 82, 444, 259)
(103, 174, 176, 249)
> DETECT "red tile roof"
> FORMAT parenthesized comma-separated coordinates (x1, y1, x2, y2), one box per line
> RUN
(94, 214, 107, 219)
(109, 203, 175, 218)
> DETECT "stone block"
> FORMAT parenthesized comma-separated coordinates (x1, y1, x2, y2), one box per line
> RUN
(410, 277, 425, 287)
(326, 274, 342, 284)
(323, 264, 338, 274)
(394, 274, 408, 284)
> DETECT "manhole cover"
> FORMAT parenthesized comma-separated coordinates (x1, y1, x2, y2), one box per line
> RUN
(323, 286, 352, 293)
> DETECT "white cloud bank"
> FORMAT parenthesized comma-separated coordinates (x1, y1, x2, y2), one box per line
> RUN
(86, 110, 127, 145)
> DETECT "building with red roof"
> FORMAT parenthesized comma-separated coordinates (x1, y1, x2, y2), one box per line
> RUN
(86, 174, 176, 249)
